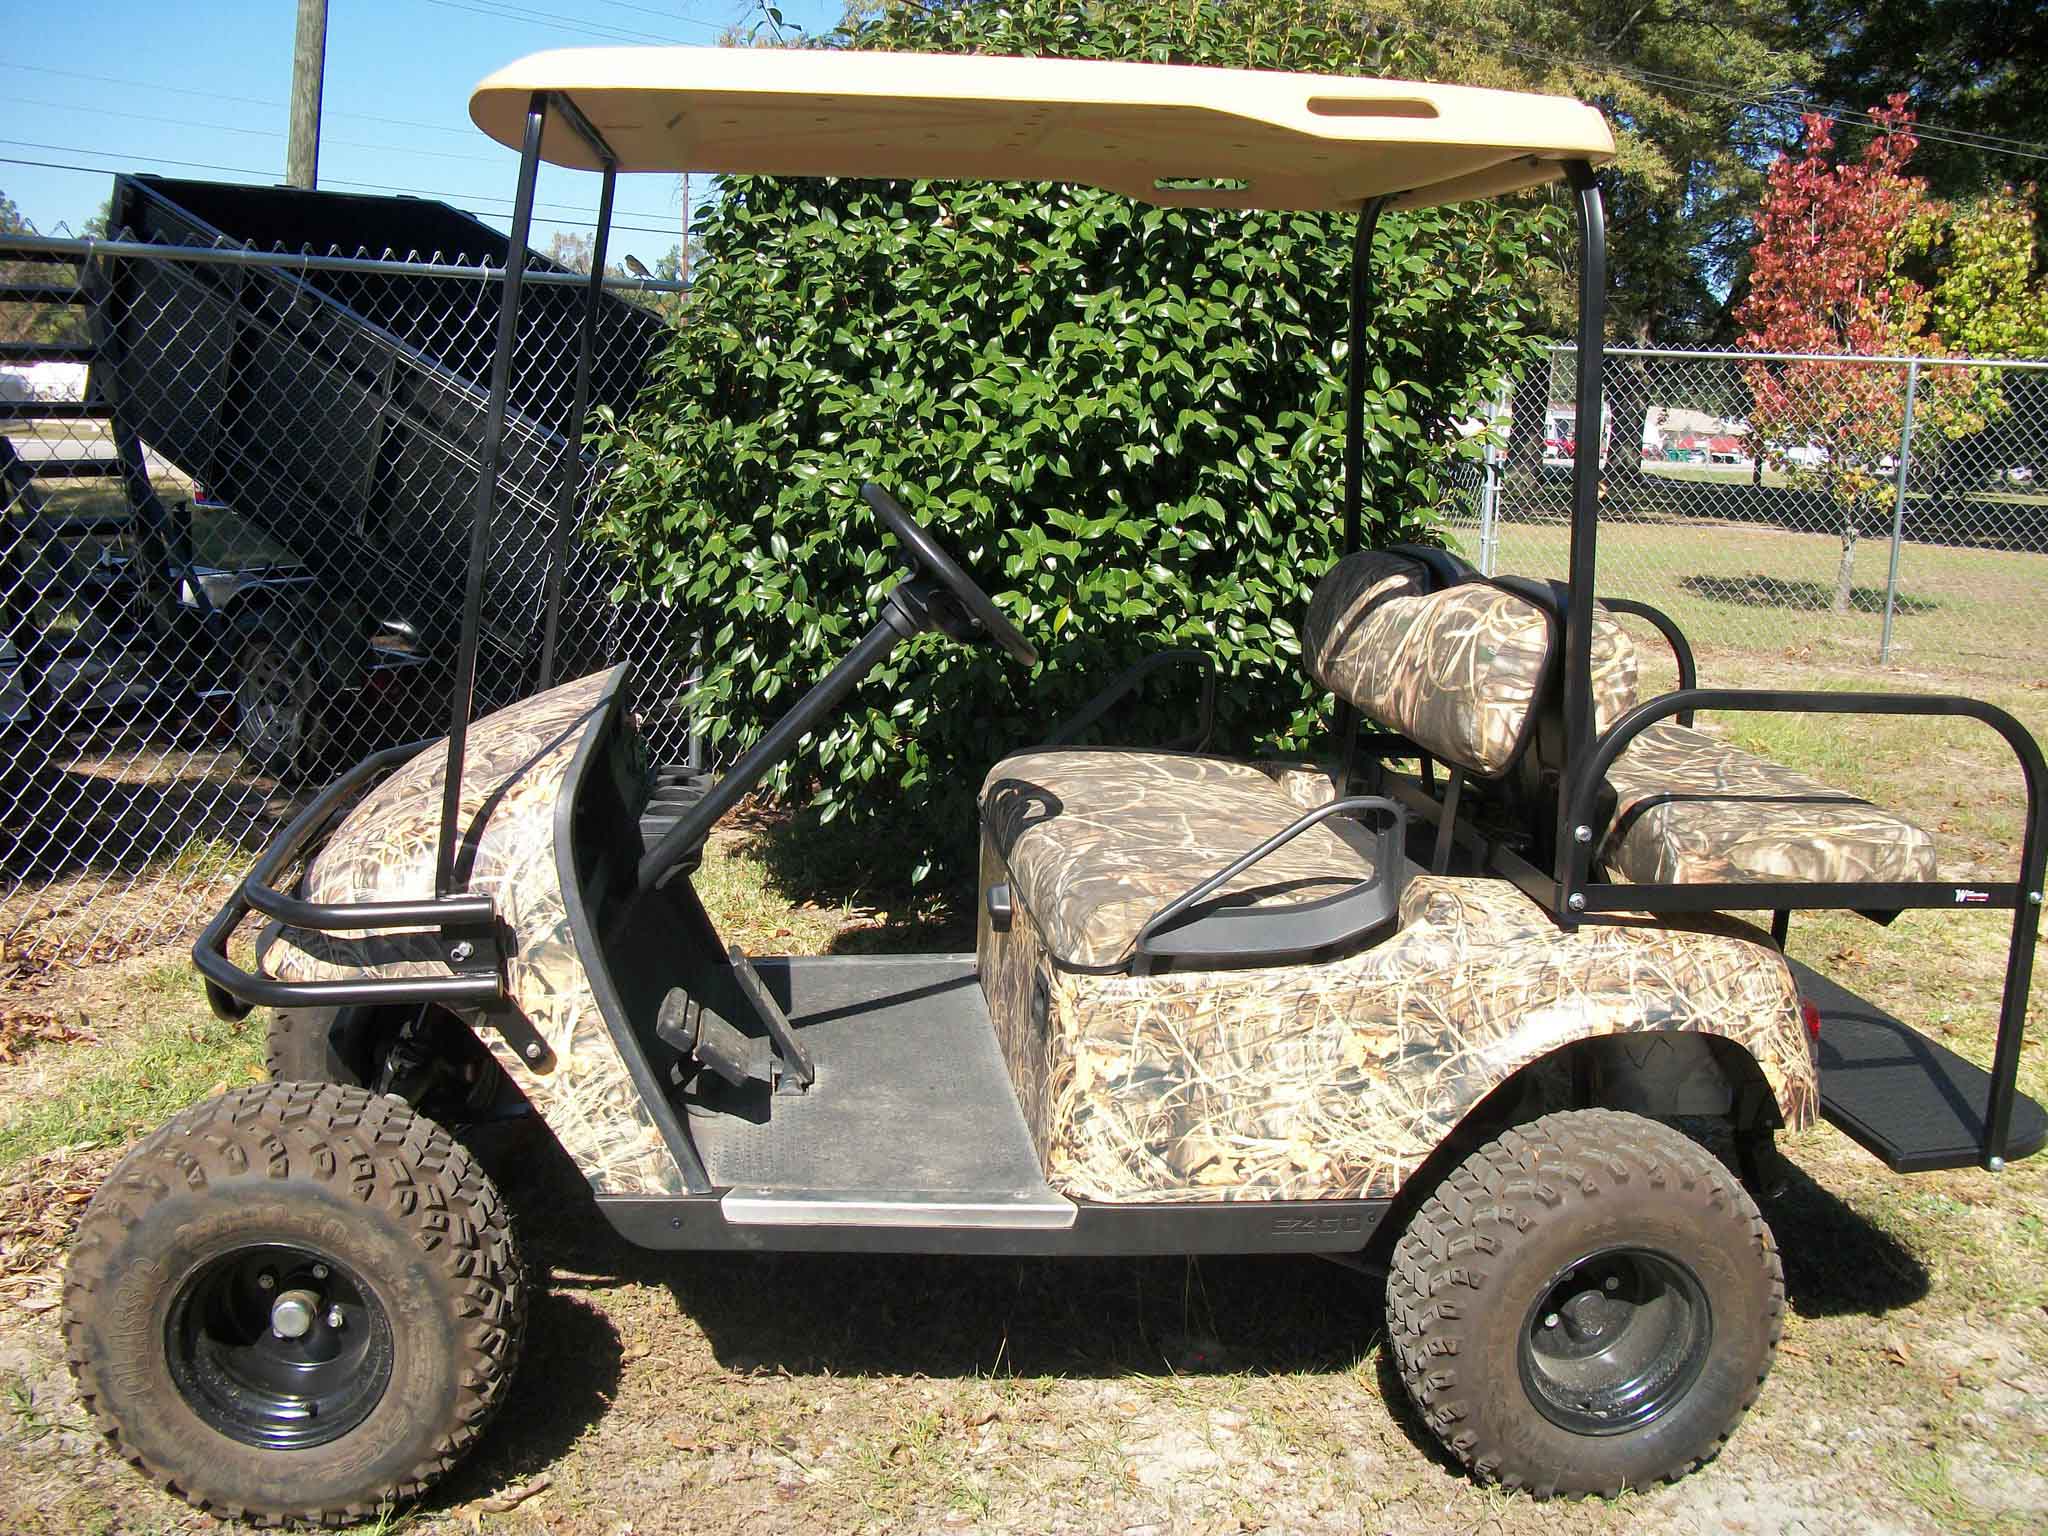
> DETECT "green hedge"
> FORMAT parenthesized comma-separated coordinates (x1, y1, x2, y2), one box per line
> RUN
(592, 0, 1559, 882)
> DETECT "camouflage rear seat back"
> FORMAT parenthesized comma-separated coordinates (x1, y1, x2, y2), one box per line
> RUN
(1300, 550, 1555, 778)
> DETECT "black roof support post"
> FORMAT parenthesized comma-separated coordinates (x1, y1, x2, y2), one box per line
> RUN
(1334, 196, 1390, 792)
(438, 89, 547, 897)
(1340, 196, 1391, 558)
(1553, 160, 1606, 916)
(538, 94, 620, 691)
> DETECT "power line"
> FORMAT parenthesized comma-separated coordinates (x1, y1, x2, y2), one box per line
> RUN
(0, 61, 476, 140)
(1397, 17, 2048, 163)
(9, 95, 506, 166)
(419, 0, 724, 45)
(0, 132, 711, 214)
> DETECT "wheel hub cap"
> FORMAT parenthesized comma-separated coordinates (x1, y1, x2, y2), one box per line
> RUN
(1518, 1246, 1712, 1436)
(165, 1242, 393, 1450)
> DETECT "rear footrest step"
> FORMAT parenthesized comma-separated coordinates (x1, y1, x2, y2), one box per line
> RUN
(1796, 960, 2048, 1172)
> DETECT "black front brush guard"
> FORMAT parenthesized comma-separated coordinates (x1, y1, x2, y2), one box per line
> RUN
(194, 740, 507, 1023)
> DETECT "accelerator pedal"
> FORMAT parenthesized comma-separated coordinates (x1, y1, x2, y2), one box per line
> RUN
(730, 946, 816, 1094)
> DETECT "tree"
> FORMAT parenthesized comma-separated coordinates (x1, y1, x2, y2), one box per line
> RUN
(1927, 187, 2048, 359)
(1341, 1, 1814, 488)
(1794, 0, 2048, 215)
(544, 229, 596, 274)
(591, 0, 1559, 882)
(1735, 101, 1991, 612)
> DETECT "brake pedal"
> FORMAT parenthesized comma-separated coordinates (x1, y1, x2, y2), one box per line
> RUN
(655, 988, 752, 1088)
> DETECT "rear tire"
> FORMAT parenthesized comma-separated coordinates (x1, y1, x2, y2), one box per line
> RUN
(63, 1083, 524, 1525)
(1387, 1108, 1782, 1497)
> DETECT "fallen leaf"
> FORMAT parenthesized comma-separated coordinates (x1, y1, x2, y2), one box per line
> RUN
(478, 1473, 551, 1513)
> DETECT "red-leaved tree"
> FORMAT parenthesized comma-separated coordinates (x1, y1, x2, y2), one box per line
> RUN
(1736, 99, 1988, 613)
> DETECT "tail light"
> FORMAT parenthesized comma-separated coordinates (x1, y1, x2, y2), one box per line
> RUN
(1799, 997, 1823, 1041)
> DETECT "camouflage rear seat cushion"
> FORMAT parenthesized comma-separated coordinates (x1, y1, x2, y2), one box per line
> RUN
(981, 748, 1373, 970)
(1603, 721, 1938, 885)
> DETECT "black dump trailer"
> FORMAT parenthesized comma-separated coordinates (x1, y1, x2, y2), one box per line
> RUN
(100, 174, 672, 766)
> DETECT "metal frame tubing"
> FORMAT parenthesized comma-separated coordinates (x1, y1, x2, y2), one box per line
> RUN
(1554, 160, 1607, 886)
(1558, 685, 2046, 1166)
(539, 100, 620, 689)
(437, 90, 547, 896)
(1334, 196, 1390, 790)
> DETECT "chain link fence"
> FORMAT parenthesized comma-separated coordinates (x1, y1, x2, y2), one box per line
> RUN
(8, 202, 2048, 969)
(1440, 345, 2048, 685)
(2, 220, 695, 965)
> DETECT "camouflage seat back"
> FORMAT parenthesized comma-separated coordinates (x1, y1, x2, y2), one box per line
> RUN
(1301, 550, 1555, 778)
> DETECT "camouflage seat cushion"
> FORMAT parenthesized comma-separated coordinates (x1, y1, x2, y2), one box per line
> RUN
(980, 748, 1372, 970)
(1602, 722, 1938, 886)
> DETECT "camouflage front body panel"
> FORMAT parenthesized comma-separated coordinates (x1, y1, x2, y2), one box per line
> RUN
(1603, 720, 1939, 886)
(979, 841, 1815, 1203)
(264, 670, 688, 1196)
(982, 748, 1374, 970)
(1301, 550, 1551, 778)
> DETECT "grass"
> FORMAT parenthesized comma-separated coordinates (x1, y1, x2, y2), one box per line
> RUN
(0, 960, 261, 1169)
(1444, 510, 2048, 683)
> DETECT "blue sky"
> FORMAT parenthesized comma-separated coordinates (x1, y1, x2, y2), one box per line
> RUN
(3, 0, 845, 270)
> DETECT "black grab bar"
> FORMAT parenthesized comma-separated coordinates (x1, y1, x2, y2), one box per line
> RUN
(194, 740, 505, 1022)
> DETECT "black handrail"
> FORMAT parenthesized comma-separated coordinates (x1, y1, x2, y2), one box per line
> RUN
(1132, 794, 1405, 962)
(194, 740, 504, 1022)
(1558, 686, 2047, 1166)
(1598, 596, 1697, 725)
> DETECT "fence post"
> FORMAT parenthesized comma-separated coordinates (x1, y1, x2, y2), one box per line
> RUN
(1476, 379, 1508, 575)
(1879, 358, 1920, 665)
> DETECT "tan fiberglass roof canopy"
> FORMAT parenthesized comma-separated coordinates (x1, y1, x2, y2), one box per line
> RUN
(469, 48, 1615, 212)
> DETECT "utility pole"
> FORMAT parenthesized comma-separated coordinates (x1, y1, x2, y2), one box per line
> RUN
(679, 173, 690, 286)
(287, 0, 328, 189)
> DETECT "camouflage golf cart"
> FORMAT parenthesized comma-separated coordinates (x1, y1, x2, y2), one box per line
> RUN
(63, 46, 2048, 1524)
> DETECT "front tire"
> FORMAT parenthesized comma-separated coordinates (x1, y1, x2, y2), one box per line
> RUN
(63, 1083, 524, 1525)
(1387, 1108, 1782, 1497)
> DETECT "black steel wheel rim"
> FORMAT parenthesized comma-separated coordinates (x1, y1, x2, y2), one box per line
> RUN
(165, 1241, 394, 1450)
(1517, 1245, 1711, 1436)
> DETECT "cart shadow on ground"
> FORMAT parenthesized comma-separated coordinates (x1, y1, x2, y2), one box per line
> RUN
(431, 1123, 1932, 1503)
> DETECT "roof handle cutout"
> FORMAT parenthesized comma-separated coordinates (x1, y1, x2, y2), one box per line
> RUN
(1154, 175, 1251, 193)
(1306, 96, 1439, 119)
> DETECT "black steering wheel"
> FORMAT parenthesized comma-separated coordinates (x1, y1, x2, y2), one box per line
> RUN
(860, 482, 1038, 667)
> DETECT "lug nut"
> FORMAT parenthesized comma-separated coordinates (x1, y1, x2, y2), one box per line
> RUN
(1603, 1275, 1619, 1291)
(327, 1307, 346, 1330)
(1543, 1312, 1560, 1329)
(256, 1271, 276, 1291)
(311, 1263, 330, 1281)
